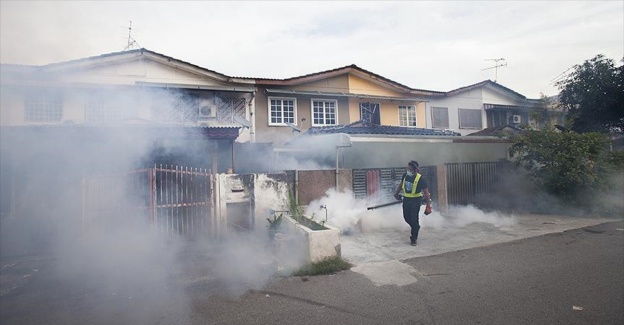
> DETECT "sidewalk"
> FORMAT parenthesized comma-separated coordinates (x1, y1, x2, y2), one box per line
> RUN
(340, 207, 620, 286)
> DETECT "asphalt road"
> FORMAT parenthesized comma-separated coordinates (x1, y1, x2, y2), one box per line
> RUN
(1, 220, 622, 325)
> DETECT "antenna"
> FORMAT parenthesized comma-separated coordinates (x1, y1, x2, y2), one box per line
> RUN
(124, 20, 141, 51)
(482, 58, 507, 82)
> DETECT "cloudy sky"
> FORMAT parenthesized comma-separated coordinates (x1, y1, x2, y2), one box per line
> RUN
(1, 1, 622, 98)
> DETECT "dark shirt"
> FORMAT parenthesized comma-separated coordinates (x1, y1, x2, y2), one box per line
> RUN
(401, 172, 428, 198)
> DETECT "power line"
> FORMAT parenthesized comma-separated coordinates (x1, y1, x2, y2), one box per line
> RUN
(549, 66, 574, 85)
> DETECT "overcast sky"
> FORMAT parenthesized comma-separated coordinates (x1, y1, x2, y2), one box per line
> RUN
(1, 1, 622, 98)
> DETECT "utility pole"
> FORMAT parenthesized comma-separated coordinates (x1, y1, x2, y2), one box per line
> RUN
(482, 58, 507, 82)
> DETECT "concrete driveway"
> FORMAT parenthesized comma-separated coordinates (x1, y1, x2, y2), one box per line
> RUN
(340, 205, 619, 286)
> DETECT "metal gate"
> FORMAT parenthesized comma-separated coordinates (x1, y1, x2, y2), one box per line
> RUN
(446, 162, 506, 209)
(82, 165, 214, 237)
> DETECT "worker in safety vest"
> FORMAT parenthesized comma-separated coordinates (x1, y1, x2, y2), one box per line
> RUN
(393, 160, 432, 246)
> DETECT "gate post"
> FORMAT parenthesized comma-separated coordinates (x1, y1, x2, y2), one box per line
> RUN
(436, 165, 449, 214)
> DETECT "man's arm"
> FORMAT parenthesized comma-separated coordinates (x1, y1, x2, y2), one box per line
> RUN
(394, 182, 402, 200)
(423, 188, 432, 205)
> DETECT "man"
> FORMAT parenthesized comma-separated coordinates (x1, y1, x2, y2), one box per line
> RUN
(394, 160, 432, 246)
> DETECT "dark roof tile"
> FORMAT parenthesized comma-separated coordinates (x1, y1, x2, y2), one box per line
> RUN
(305, 121, 460, 137)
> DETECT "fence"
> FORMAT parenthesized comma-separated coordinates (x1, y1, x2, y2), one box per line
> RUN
(445, 161, 508, 209)
(82, 165, 214, 238)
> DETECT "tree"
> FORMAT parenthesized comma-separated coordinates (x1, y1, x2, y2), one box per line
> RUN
(509, 129, 614, 207)
(556, 54, 624, 133)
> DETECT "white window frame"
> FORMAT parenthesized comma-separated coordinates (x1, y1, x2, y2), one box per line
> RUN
(268, 96, 297, 126)
(432, 106, 449, 129)
(398, 105, 417, 127)
(311, 98, 338, 126)
(458, 108, 483, 129)
(24, 92, 63, 122)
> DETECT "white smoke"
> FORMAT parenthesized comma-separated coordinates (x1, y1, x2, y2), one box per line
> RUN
(305, 189, 517, 234)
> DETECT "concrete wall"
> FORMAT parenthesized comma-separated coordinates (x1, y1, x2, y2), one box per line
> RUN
(280, 215, 341, 264)
(297, 170, 336, 205)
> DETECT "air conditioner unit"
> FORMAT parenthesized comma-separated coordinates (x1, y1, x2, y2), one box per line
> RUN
(198, 99, 216, 118)
(512, 115, 521, 124)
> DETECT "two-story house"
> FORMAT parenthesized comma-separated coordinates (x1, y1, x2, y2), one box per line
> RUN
(425, 80, 539, 136)
(0, 49, 257, 224)
(251, 64, 443, 144)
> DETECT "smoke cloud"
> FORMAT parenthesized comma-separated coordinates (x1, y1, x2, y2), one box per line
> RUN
(305, 189, 518, 235)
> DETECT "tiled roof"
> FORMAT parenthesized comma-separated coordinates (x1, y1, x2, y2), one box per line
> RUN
(466, 125, 523, 137)
(305, 121, 461, 136)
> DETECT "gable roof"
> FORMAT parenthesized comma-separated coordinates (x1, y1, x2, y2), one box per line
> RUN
(9, 48, 254, 84)
(305, 121, 460, 137)
(446, 80, 526, 99)
(255, 64, 444, 97)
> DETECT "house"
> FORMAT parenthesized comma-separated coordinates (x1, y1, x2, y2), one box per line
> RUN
(0, 49, 260, 231)
(0, 48, 258, 172)
(0, 48, 541, 256)
(425, 80, 540, 136)
(252, 64, 443, 144)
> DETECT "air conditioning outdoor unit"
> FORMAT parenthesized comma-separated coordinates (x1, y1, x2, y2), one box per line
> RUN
(198, 99, 217, 118)
(512, 115, 521, 124)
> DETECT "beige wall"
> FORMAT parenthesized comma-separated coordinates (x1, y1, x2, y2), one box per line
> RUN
(347, 75, 403, 97)
(0, 57, 252, 127)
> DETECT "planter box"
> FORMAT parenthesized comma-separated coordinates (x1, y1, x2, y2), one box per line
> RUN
(276, 215, 341, 265)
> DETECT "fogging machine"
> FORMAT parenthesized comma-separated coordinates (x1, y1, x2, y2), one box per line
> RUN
(367, 200, 402, 210)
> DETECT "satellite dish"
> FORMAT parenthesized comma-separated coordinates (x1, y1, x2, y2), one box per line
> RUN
(233, 115, 252, 128)
(285, 122, 301, 133)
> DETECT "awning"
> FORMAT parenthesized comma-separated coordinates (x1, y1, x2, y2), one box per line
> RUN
(483, 103, 533, 111)
(265, 88, 427, 102)
(136, 81, 256, 93)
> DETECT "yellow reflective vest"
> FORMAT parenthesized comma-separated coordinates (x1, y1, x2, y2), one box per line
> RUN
(402, 173, 423, 198)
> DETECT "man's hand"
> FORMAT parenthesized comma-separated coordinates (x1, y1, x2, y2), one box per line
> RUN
(424, 204, 432, 215)
(394, 194, 402, 201)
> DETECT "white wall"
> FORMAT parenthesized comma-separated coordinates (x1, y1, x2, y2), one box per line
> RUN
(426, 85, 529, 136)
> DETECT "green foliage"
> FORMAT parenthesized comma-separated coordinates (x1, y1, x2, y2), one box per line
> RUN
(509, 129, 615, 206)
(292, 255, 353, 276)
(287, 190, 303, 221)
(556, 54, 624, 133)
(528, 94, 554, 130)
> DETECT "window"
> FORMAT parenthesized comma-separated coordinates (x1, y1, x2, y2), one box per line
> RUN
(24, 92, 62, 122)
(151, 90, 199, 124)
(269, 97, 296, 125)
(85, 90, 138, 124)
(458, 108, 482, 129)
(399, 105, 417, 127)
(360, 102, 380, 125)
(311, 99, 337, 126)
(432, 107, 449, 128)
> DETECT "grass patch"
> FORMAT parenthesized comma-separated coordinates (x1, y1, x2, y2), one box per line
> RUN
(293, 255, 353, 276)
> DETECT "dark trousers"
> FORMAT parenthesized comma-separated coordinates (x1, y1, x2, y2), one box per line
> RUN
(402, 197, 422, 241)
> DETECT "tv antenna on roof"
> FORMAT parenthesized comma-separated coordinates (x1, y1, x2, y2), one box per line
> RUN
(124, 20, 141, 51)
(482, 58, 507, 82)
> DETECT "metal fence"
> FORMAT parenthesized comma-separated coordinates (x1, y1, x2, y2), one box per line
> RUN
(446, 161, 507, 209)
(82, 165, 214, 237)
